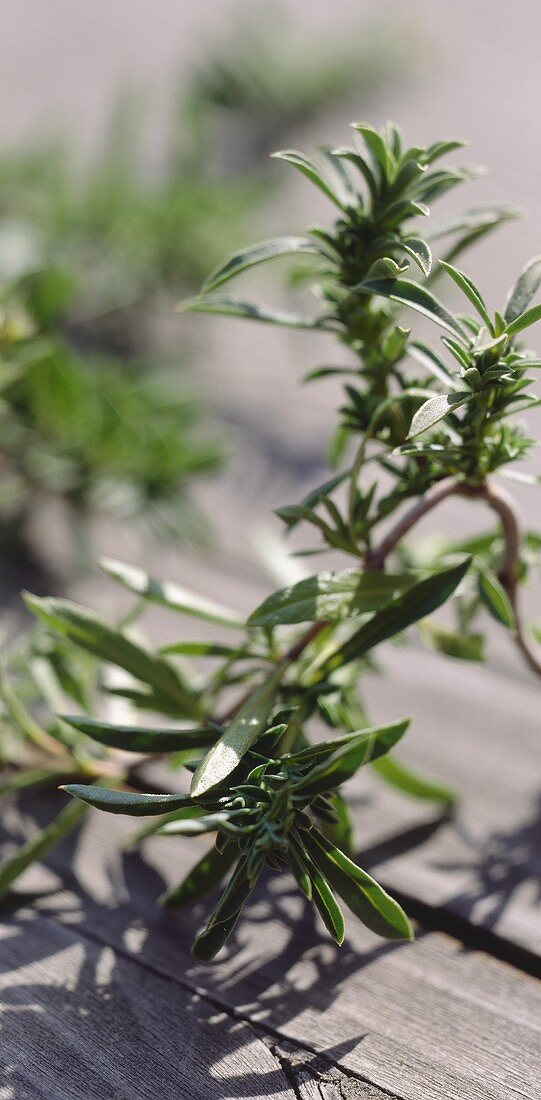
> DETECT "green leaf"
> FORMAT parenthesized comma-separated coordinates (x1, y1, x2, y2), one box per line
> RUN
(427, 204, 518, 246)
(0, 796, 87, 900)
(323, 791, 355, 857)
(331, 147, 378, 205)
(477, 569, 515, 628)
(419, 622, 485, 662)
(402, 237, 432, 277)
(201, 236, 323, 293)
(504, 256, 541, 323)
(190, 664, 284, 797)
(360, 277, 467, 340)
(372, 754, 456, 805)
(408, 340, 458, 388)
(60, 716, 216, 754)
(158, 813, 230, 836)
(179, 294, 324, 329)
(24, 594, 203, 720)
(325, 559, 471, 670)
(352, 122, 394, 179)
(291, 839, 344, 944)
(407, 392, 471, 438)
(271, 150, 346, 209)
(302, 827, 413, 940)
(101, 558, 245, 629)
(126, 806, 208, 848)
(294, 719, 409, 797)
(439, 260, 493, 332)
(249, 570, 414, 627)
(506, 303, 541, 338)
(159, 841, 237, 907)
(287, 719, 407, 771)
(62, 784, 195, 816)
(422, 139, 464, 165)
(192, 853, 263, 960)
(159, 641, 250, 658)
(286, 842, 312, 899)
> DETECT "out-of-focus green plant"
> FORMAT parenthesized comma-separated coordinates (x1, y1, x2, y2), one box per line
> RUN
(11, 122, 541, 964)
(0, 278, 220, 559)
(0, 15, 409, 565)
(0, 12, 408, 353)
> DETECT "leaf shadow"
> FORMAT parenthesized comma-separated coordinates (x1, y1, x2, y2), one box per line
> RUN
(0, 789, 408, 1096)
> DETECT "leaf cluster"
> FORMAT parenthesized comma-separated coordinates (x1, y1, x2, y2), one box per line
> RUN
(5, 120, 541, 963)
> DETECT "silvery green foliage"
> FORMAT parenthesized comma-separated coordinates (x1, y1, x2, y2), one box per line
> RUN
(7, 122, 541, 961)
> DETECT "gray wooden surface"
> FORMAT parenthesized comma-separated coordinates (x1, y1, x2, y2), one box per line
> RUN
(1, 541, 539, 1098)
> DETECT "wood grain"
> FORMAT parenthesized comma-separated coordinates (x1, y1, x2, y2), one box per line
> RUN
(2, 794, 538, 1100)
(0, 911, 299, 1100)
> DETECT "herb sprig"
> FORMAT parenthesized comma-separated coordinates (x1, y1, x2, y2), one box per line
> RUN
(11, 121, 541, 961)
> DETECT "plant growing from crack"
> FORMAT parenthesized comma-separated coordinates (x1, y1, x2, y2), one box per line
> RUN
(3, 121, 541, 961)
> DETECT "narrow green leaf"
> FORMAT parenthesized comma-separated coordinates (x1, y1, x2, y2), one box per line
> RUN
(331, 147, 378, 205)
(402, 237, 432, 276)
(100, 558, 245, 629)
(158, 813, 230, 836)
(477, 569, 515, 628)
(60, 716, 216, 754)
(202, 236, 323, 293)
(287, 720, 407, 772)
(286, 842, 313, 900)
(271, 150, 346, 209)
(408, 340, 458, 388)
(372, 754, 456, 804)
(24, 593, 202, 719)
(291, 839, 344, 944)
(504, 256, 541, 322)
(439, 260, 493, 332)
(179, 294, 324, 329)
(419, 622, 485, 662)
(0, 796, 87, 900)
(249, 570, 414, 627)
(192, 853, 263, 960)
(352, 122, 393, 179)
(325, 559, 471, 670)
(294, 719, 409, 797)
(126, 805, 208, 847)
(427, 204, 519, 245)
(422, 139, 464, 165)
(191, 664, 284, 797)
(302, 827, 413, 940)
(407, 392, 471, 438)
(361, 277, 467, 340)
(62, 784, 195, 816)
(322, 791, 355, 857)
(159, 642, 250, 658)
(506, 303, 541, 338)
(159, 841, 237, 907)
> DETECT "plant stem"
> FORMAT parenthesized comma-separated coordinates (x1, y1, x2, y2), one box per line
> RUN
(0, 667, 69, 760)
(365, 477, 461, 570)
(466, 479, 541, 677)
(217, 474, 540, 732)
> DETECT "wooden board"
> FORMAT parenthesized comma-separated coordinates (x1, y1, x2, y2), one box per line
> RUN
(1, 792, 539, 1100)
(0, 910, 305, 1100)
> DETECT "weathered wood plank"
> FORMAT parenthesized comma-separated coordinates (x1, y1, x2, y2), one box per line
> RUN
(2, 797, 539, 1100)
(0, 911, 298, 1100)
(358, 644, 541, 957)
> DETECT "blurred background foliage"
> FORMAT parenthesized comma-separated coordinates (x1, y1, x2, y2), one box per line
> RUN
(0, 7, 417, 834)
(0, 10, 409, 584)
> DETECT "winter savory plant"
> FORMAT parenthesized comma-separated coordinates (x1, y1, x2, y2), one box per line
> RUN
(3, 121, 541, 961)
